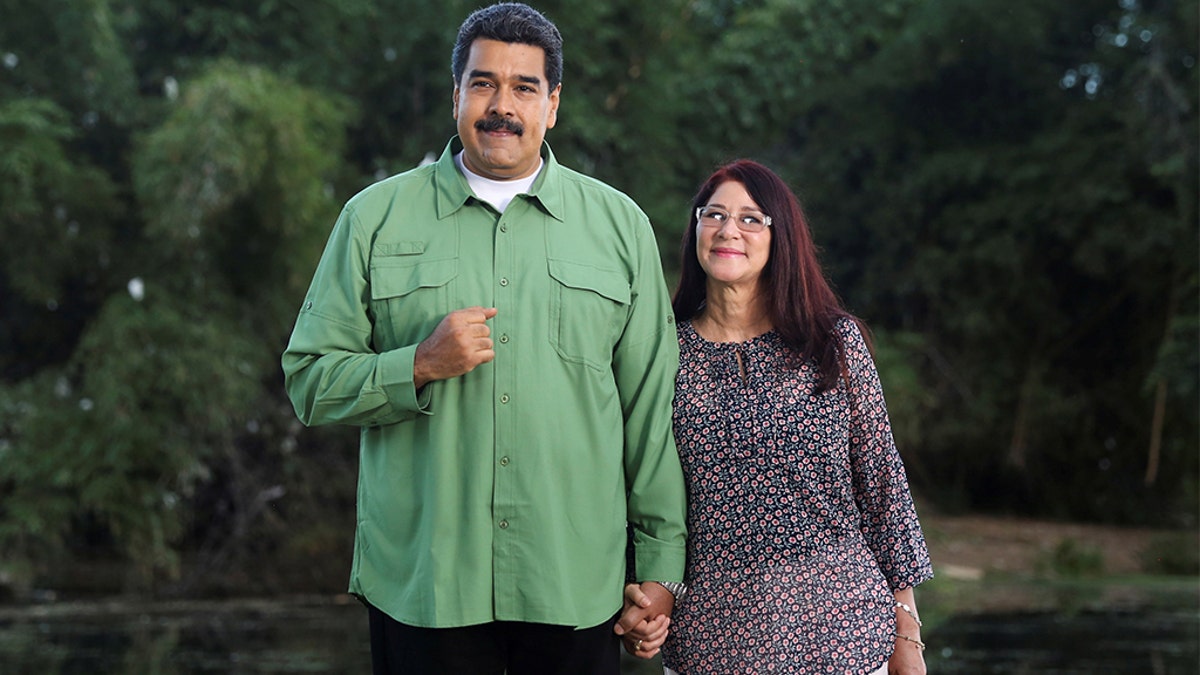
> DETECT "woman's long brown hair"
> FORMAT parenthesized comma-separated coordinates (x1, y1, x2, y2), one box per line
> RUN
(672, 159, 865, 394)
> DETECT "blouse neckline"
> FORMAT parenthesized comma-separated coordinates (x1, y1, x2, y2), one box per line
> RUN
(681, 319, 778, 350)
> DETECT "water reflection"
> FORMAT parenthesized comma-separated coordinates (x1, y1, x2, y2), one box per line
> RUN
(926, 609, 1198, 674)
(0, 595, 1196, 674)
(0, 597, 371, 674)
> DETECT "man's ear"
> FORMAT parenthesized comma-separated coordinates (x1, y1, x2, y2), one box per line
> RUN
(546, 83, 561, 129)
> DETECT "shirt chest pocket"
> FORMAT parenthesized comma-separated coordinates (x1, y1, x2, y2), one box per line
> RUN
(547, 259, 631, 371)
(369, 258, 458, 349)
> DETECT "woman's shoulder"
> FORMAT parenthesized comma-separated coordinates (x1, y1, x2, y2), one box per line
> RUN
(831, 314, 866, 342)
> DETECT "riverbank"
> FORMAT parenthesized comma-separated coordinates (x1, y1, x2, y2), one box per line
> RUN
(1, 514, 1196, 608)
(922, 513, 1197, 580)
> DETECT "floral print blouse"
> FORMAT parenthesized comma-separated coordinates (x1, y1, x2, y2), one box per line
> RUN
(662, 319, 933, 674)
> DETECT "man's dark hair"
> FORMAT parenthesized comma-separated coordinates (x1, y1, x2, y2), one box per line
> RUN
(451, 3, 563, 90)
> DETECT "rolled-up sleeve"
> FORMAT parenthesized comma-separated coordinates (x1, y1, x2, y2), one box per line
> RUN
(282, 206, 431, 428)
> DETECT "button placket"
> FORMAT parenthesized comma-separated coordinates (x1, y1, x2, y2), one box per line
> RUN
(492, 211, 516, 556)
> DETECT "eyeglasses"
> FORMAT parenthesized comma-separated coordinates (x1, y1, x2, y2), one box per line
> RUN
(695, 206, 772, 233)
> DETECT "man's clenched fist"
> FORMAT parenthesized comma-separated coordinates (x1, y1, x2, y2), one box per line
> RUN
(413, 307, 499, 389)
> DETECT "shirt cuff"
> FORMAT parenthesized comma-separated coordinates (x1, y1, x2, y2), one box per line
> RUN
(632, 539, 686, 584)
(378, 344, 432, 415)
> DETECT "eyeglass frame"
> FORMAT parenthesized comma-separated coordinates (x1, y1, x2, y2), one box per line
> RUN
(695, 205, 773, 233)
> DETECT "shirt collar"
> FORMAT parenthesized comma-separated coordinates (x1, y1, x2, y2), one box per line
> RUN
(434, 137, 565, 222)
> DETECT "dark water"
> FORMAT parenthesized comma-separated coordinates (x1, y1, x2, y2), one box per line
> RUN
(0, 598, 372, 674)
(0, 594, 1197, 674)
(924, 608, 1199, 674)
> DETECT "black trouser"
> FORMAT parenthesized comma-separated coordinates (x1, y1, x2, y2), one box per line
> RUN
(367, 603, 621, 675)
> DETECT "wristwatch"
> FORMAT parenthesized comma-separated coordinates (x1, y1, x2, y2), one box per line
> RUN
(655, 580, 688, 602)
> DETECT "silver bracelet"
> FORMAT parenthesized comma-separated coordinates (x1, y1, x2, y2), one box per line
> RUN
(895, 600, 923, 627)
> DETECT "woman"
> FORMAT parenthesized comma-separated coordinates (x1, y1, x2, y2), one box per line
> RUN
(623, 160, 932, 674)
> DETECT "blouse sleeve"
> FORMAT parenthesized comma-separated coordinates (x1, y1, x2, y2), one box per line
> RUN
(840, 319, 934, 590)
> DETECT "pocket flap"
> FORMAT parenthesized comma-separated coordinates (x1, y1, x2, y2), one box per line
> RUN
(370, 259, 457, 300)
(373, 241, 426, 256)
(547, 259, 631, 305)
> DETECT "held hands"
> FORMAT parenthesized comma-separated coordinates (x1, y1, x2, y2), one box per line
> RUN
(413, 307, 499, 389)
(614, 582, 674, 659)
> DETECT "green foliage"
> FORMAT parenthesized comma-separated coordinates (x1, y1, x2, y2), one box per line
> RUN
(870, 329, 939, 485)
(536, 0, 706, 244)
(1037, 538, 1106, 578)
(1141, 532, 1200, 576)
(1, 33, 351, 587)
(0, 0, 139, 123)
(0, 293, 276, 583)
(741, 0, 1199, 523)
(131, 60, 351, 330)
(0, 99, 121, 305)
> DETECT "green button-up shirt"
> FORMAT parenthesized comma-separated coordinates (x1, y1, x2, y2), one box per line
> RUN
(282, 139, 687, 629)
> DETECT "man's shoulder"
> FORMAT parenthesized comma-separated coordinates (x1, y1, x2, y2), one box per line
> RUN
(552, 163, 645, 217)
(344, 162, 439, 215)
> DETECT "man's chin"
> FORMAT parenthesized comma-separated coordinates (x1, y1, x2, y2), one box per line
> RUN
(467, 155, 524, 180)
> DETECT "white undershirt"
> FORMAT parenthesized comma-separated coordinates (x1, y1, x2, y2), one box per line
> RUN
(454, 151, 541, 213)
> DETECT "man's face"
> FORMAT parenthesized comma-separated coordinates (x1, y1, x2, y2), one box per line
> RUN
(454, 38, 560, 181)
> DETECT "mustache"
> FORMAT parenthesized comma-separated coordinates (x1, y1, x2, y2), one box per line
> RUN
(475, 116, 524, 136)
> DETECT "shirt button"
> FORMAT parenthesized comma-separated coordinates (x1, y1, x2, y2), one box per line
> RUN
(499, 456, 509, 466)
(304, 301, 313, 310)
(499, 334, 509, 344)
(499, 277, 509, 286)
(498, 519, 509, 529)
(500, 394, 510, 404)
(500, 223, 508, 233)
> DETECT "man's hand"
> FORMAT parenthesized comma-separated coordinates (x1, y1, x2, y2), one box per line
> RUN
(413, 307, 498, 389)
(614, 582, 675, 659)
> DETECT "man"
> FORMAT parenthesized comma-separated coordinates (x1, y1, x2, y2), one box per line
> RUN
(281, 4, 686, 673)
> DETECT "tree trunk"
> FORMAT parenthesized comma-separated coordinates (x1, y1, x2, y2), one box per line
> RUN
(1144, 378, 1167, 486)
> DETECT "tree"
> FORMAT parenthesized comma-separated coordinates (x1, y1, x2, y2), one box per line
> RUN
(0, 57, 351, 587)
(739, 0, 1198, 522)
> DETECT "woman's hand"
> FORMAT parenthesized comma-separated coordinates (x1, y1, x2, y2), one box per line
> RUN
(616, 582, 672, 658)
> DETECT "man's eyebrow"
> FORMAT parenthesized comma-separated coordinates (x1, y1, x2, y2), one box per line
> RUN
(467, 69, 542, 87)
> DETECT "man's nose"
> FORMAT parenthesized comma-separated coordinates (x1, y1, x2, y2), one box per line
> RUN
(488, 87, 515, 116)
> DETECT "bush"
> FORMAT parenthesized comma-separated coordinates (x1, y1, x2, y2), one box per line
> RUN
(1141, 533, 1200, 576)
(1037, 538, 1105, 578)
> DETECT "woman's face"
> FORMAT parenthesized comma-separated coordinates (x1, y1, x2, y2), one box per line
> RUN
(695, 180, 773, 291)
